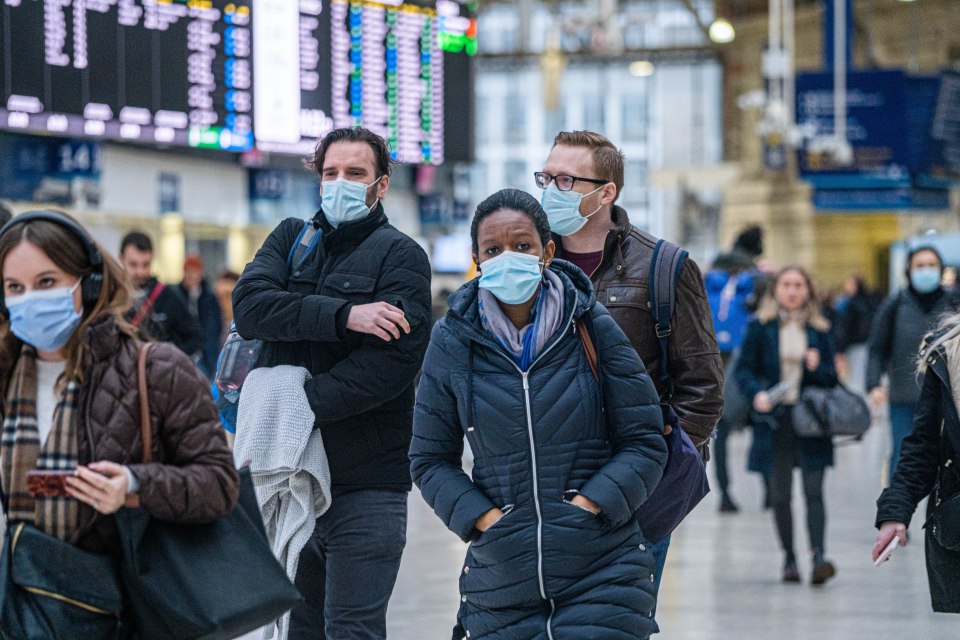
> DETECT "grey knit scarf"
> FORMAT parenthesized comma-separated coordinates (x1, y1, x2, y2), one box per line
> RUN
(478, 268, 565, 369)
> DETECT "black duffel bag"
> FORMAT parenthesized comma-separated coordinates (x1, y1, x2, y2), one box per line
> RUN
(792, 384, 871, 439)
(0, 522, 125, 640)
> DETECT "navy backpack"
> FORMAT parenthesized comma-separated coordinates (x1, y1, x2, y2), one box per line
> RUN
(581, 240, 711, 544)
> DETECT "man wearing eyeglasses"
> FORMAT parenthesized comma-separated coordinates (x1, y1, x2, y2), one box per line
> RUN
(538, 130, 723, 638)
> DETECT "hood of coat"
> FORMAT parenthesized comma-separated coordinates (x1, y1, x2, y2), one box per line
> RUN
(445, 259, 595, 349)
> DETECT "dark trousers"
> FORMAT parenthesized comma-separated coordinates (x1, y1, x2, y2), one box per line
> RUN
(714, 416, 733, 493)
(770, 417, 827, 555)
(289, 489, 408, 640)
(638, 533, 672, 639)
(889, 403, 916, 484)
(714, 351, 734, 495)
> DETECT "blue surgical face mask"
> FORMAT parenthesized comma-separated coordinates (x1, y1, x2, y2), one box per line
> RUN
(910, 266, 941, 294)
(321, 176, 382, 228)
(478, 251, 544, 305)
(540, 183, 604, 237)
(6, 280, 82, 352)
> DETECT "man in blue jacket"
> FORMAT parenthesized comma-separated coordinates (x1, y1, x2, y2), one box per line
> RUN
(233, 128, 432, 639)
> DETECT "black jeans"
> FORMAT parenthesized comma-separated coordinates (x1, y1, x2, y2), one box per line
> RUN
(714, 415, 733, 493)
(289, 489, 408, 640)
(770, 414, 826, 556)
(714, 351, 734, 494)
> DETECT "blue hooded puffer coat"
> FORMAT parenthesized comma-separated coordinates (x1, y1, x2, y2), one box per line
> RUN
(410, 261, 668, 640)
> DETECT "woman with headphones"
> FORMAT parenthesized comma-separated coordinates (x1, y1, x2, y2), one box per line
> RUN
(0, 210, 238, 635)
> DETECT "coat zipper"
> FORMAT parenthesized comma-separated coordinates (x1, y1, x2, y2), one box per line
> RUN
(520, 371, 548, 604)
(485, 307, 575, 640)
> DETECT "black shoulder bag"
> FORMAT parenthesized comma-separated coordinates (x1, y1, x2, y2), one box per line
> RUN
(0, 522, 124, 639)
(114, 345, 302, 639)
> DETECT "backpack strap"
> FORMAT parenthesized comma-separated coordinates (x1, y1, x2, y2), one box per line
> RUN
(286, 218, 322, 272)
(649, 239, 689, 402)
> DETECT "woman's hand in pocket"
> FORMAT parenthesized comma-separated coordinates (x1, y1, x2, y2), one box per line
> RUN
(475, 507, 505, 533)
(570, 494, 601, 514)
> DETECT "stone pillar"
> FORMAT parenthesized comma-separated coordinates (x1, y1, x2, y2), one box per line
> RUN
(227, 224, 253, 274)
(721, 174, 816, 270)
(157, 213, 185, 284)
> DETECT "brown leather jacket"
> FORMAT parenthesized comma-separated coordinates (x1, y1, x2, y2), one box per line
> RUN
(69, 317, 239, 554)
(556, 206, 724, 447)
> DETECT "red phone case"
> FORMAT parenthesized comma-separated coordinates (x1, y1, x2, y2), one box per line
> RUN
(26, 470, 75, 498)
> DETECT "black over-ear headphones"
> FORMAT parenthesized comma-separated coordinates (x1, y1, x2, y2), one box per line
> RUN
(0, 210, 104, 319)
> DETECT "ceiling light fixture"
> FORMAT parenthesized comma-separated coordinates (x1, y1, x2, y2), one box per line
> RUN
(629, 60, 655, 77)
(709, 18, 736, 44)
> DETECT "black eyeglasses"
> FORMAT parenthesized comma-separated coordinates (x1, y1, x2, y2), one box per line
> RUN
(534, 172, 608, 191)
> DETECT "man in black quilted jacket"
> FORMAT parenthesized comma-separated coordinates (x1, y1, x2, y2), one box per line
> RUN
(233, 128, 432, 640)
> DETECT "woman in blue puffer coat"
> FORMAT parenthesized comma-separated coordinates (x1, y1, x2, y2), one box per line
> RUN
(410, 189, 668, 640)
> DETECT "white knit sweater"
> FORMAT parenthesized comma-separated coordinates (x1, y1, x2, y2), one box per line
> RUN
(234, 365, 332, 640)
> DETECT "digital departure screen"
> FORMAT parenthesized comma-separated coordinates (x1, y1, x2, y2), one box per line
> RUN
(0, 0, 476, 163)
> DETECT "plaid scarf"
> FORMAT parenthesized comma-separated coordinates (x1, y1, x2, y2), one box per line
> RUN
(0, 346, 82, 541)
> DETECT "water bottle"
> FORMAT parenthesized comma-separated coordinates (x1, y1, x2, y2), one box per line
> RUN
(214, 326, 262, 408)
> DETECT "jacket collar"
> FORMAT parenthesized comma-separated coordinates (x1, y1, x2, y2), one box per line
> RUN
(551, 206, 629, 278)
(920, 334, 951, 383)
(919, 337, 960, 447)
(80, 314, 127, 365)
(314, 201, 388, 245)
(445, 259, 595, 353)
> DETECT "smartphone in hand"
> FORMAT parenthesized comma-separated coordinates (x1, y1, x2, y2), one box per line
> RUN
(874, 537, 899, 566)
(25, 470, 76, 498)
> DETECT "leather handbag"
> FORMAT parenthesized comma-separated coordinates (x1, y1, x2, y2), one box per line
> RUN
(929, 492, 960, 551)
(0, 522, 125, 639)
(791, 385, 871, 439)
(929, 426, 960, 551)
(114, 345, 302, 640)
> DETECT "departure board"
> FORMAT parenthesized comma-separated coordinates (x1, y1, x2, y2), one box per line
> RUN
(0, 0, 476, 164)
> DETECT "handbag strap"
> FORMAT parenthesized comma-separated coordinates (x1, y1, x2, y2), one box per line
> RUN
(123, 344, 153, 510)
(577, 317, 598, 381)
(138, 343, 153, 465)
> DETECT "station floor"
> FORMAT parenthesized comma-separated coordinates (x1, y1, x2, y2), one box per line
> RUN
(385, 419, 958, 640)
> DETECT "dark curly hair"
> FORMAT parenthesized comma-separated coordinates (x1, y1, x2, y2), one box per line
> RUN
(471, 189, 551, 255)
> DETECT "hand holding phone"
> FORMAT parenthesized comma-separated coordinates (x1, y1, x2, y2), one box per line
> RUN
(874, 537, 899, 566)
(26, 469, 76, 498)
